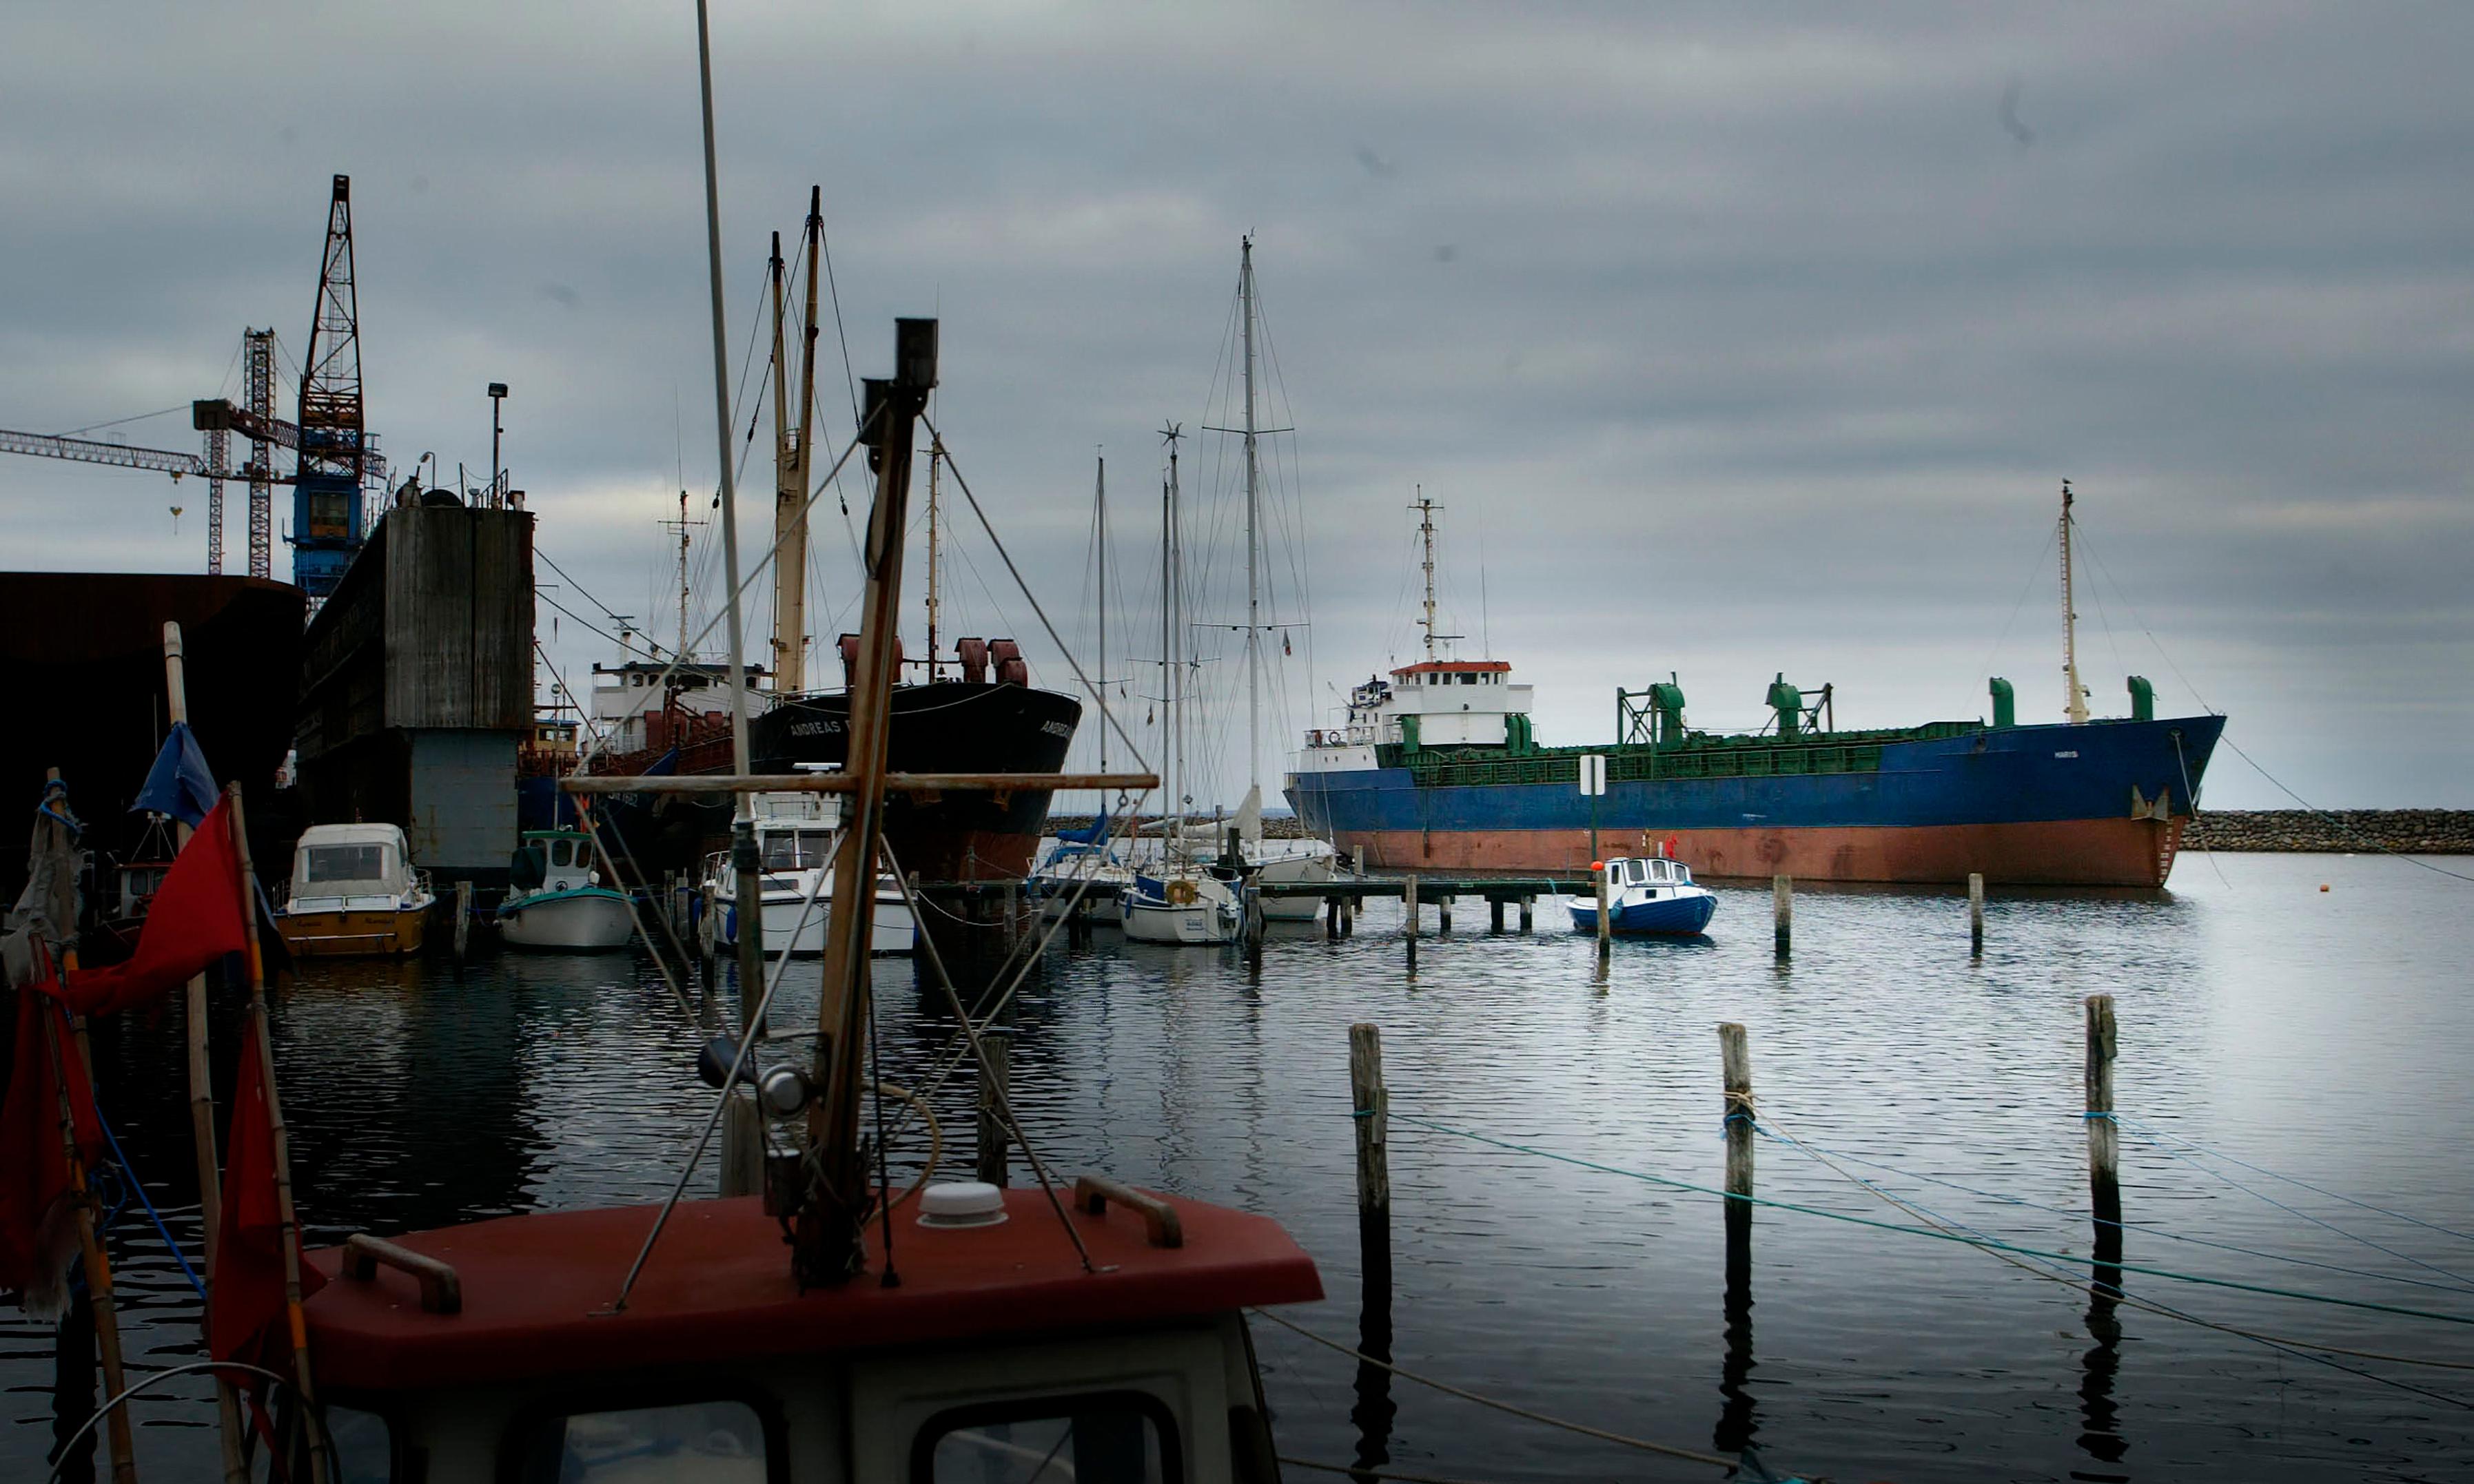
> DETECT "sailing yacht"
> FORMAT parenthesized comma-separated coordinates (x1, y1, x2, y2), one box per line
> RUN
(1213, 238, 1340, 920)
(1122, 426, 1242, 944)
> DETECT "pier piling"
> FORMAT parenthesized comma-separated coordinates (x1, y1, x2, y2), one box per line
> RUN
(1438, 893, 1452, 936)
(1594, 865, 1612, 971)
(699, 882, 719, 989)
(976, 1029, 1012, 1186)
(2085, 995, 2120, 1218)
(1403, 876, 1420, 973)
(453, 879, 473, 960)
(1772, 875, 1792, 960)
(1349, 1023, 1390, 1222)
(1490, 898, 1504, 934)
(1719, 1022, 1755, 1199)
(1342, 895, 1355, 937)
(1520, 895, 1533, 933)
(1969, 872, 1985, 956)
(1326, 896, 1340, 940)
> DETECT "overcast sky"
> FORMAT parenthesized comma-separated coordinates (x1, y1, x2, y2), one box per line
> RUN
(5, 2, 2468, 808)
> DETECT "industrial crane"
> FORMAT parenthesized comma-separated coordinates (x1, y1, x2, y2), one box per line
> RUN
(0, 175, 382, 594)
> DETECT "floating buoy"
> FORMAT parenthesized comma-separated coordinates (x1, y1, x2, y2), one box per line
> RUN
(2320, 884, 2331, 892)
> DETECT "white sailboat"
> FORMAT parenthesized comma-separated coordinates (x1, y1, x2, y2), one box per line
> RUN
(1123, 425, 1240, 944)
(1219, 237, 1340, 919)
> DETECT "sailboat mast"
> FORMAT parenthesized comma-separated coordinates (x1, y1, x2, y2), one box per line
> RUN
(786, 189, 823, 693)
(767, 232, 802, 694)
(1240, 236, 1261, 799)
(1165, 423, 1187, 855)
(1160, 448, 1174, 863)
(675, 489, 693, 660)
(1096, 452, 1107, 790)
(693, 0, 753, 780)
(2060, 479, 2087, 724)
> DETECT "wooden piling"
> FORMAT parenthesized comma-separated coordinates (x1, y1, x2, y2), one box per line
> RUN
(453, 878, 473, 959)
(720, 1090, 764, 1197)
(1437, 893, 1452, 936)
(1772, 874, 1792, 959)
(1341, 895, 1355, 937)
(1519, 895, 1533, 933)
(1719, 1022, 1755, 1199)
(976, 1031, 1012, 1186)
(1490, 897, 1504, 934)
(1326, 896, 1340, 940)
(2085, 994, 2119, 1215)
(1244, 887, 1265, 969)
(1353, 845, 1367, 876)
(1349, 1023, 1389, 1219)
(699, 880, 719, 988)
(1402, 876, 1419, 971)
(1594, 865, 1612, 968)
(1968, 872, 1985, 955)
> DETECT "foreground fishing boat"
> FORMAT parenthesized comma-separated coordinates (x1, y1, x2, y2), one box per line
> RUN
(272, 823, 434, 956)
(497, 828, 635, 951)
(1570, 854, 1718, 936)
(1287, 488, 2223, 888)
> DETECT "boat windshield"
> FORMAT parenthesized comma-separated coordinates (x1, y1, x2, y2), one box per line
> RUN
(305, 844, 391, 885)
(762, 829, 836, 870)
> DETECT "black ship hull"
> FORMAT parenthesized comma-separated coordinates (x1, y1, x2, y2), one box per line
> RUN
(598, 681, 1081, 883)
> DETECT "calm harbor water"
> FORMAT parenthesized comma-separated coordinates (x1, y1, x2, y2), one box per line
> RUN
(8, 851, 2473, 1482)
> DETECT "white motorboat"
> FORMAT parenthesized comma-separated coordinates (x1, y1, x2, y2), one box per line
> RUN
(498, 829, 636, 951)
(703, 793, 914, 956)
(273, 823, 435, 958)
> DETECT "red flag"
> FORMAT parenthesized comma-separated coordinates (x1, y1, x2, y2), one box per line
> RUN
(211, 1017, 323, 1364)
(0, 979, 102, 1312)
(59, 796, 247, 1017)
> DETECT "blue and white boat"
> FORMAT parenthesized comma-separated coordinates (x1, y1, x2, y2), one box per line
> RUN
(1568, 854, 1718, 936)
(498, 829, 637, 951)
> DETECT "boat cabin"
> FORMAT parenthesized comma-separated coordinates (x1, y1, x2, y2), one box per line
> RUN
(508, 829, 598, 896)
(303, 1184, 1318, 1483)
(1605, 856, 1693, 889)
(288, 823, 421, 912)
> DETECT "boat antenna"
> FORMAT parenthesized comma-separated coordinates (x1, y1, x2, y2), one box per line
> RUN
(2060, 478, 2089, 724)
(661, 488, 706, 661)
(1412, 486, 1460, 661)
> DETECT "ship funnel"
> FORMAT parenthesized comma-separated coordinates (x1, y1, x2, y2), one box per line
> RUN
(1989, 677, 2016, 729)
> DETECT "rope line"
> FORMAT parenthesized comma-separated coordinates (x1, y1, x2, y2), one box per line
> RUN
(2115, 1115, 2474, 1249)
(91, 1098, 209, 1303)
(1384, 1112, 2474, 1329)
(1247, 1306, 1737, 1470)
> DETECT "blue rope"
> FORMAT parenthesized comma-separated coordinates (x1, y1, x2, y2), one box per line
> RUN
(2116, 1113, 2474, 1246)
(1740, 1122, 2474, 1300)
(1384, 1111, 2474, 1328)
(91, 1102, 210, 1304)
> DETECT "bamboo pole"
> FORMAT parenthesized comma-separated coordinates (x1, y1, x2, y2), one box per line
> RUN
(225, 784, 327, 1481)
(161, 626, 249, 1482)
(42, 1001, 136, 1484)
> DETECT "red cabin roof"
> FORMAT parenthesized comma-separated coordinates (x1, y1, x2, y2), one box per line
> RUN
(303, 1189, 1322, 1392)
(1389, 659, 1511, 677)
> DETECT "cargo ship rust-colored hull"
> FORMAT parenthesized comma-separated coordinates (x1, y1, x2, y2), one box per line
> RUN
(1289, 714, 2222, 889)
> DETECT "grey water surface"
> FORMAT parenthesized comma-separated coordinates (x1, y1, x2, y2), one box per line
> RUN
(6, 851, 2471, 1482)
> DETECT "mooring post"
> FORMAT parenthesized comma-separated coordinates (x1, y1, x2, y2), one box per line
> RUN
(1969, 872, 1985, 956)
(1519, 894, 1533, 933)
(1490, 897, 1504, 934)
(2085, 994, 2119, 1219)
(977, 1029, 1012, 1186)
(1403, 875, 1420, 972)
(1342, 894, 1356, 937)
(1719, 1022, 1755, 1200)
(1594, 865, 1612, 969)
(1353, 844, 1367, 876)
(1349, 1022, 1390, 1224)
(1437, 892, 1452, 936)
(453, 879, 473, 960)
(699, 880, 719, 988)
(719, 1089, 763, 1197)
(1772, 874, 1792, 959)
(1245, 885, 1266, 969)
(1326, 896, 1340, 940)
(1002, 879, 1021, 954)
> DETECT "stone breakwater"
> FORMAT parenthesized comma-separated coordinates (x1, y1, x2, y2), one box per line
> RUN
(2183, 810, 2474, 854)
(1051, 812, 2473, 854)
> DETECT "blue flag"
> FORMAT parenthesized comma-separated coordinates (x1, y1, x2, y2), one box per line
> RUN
(134, 722, 220, 827)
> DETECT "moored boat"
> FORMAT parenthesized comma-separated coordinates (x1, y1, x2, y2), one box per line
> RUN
(703, 792, 915, 956)
(497, 828, 635, 951)
(273, 822, 434, 956)
(1569, 854, 1718, 936)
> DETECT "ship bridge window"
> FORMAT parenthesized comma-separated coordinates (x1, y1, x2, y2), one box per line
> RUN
(761, 828, 837, 871)
(914, 1390, 1178, 1483)
(305, 844, 390, 883)
(513, 1397, 770, 1483)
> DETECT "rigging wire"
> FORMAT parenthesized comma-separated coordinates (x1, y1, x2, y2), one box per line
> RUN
(47, 404, 192, 440)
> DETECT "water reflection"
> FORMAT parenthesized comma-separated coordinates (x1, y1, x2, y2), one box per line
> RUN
(1715, 1200, 1758, 1456)
(2078, 1184, 2128, 1474)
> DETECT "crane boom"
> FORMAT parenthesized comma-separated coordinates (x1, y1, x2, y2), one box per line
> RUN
(0, 425, 217, 480)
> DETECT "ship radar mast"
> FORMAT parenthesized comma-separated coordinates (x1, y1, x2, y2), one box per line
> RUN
(1411, 488, 1462, 661)
(2060, 479, 2089, 724)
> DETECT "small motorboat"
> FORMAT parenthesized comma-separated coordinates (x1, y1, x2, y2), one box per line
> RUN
(1029, 836, 1135, 923)
(703, 792, 915, 956)
(498, 829, 636, 951)
(274, 822, 436, 957)
(1568, 853, 1718, 936)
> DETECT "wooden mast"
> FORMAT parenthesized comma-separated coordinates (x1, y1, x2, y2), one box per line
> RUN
(768, 233, 802, 694)
(788, 189, 824, 692)
(793, 320, 937, 1288)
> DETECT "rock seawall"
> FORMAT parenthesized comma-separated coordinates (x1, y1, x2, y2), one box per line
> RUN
(2186, 810, 2472, 853)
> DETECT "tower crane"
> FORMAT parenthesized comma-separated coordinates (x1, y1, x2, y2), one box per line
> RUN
(0, 175, 384, 590)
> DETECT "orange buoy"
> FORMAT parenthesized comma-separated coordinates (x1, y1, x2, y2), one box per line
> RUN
(2320, 884, 2331, 892)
